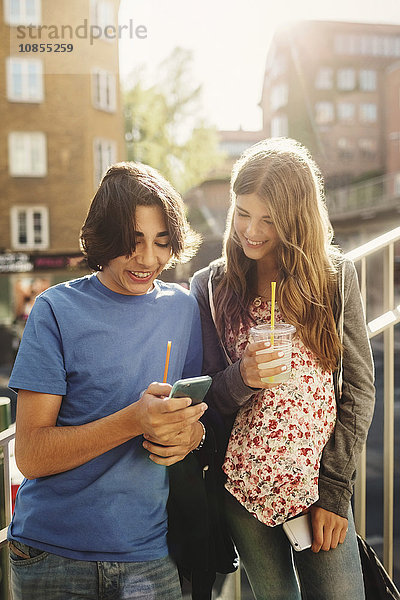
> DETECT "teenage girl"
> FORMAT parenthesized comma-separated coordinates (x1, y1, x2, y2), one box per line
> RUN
(191, 137, 375, 599)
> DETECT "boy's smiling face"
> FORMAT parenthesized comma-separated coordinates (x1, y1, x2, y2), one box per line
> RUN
(97, 205, 171, 295)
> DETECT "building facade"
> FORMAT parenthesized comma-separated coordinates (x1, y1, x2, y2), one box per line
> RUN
(260, 20, 400, 189)
(386, 62, 400, 187)
(0, 0, 125, 326)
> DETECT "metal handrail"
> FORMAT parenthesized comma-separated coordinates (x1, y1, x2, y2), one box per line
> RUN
(345, 227, 400, 577)
(346, 226, 400, 263)
(0, 424, 15, 548)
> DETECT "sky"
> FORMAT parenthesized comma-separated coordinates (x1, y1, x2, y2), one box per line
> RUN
(118, 0, 400, 131)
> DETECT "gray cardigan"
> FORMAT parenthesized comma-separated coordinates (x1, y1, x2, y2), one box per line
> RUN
(190, 258, 375, 518)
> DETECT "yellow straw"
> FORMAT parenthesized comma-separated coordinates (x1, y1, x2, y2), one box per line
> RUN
(163, 341, 172, 383)
(270, 282, 276, 345)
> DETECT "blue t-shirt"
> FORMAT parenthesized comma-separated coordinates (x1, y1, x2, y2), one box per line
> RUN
(8, 274, 202, 561)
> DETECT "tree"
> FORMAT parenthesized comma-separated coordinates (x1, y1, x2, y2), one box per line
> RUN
(124, 47, 222, 193)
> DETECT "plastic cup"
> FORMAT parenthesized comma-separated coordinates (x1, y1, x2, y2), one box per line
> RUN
(250, 323, 296, 384)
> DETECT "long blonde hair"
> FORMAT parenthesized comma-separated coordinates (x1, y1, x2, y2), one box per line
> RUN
(214, 137, 341, 372)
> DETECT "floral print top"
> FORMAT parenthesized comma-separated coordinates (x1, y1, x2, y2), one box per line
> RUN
(223, 298, 337, 527)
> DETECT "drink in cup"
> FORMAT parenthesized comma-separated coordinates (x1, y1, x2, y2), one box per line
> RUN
(250, 323, 296, 384)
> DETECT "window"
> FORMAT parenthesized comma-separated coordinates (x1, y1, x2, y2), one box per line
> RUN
(92, 69, 116, 112)
(358, 138, 377, 159)
(315, 102, 334, 124)
(270, 83, 288, 111)
(219, 141, 252, 157)
(337, 102, 355, 122)
(267, 55, 287, 79)
(334, 34, 347, 54)
(337, 68, 355, 91)
(334, 33, 400, 57)
(93, 138, 117, 186)
(6, 57, 44, 102)
(389, 131, 400, 152)
(315, 67, 333, 90)
(270, 115, 288, 137)
(90, 0, 115, 39)
(334, 34, 358, 55)
(359, 70, 376, 91)
(8, 132, 47, 177)
(394, 173, 400, 197)
(337, 138, 354, 159)
(4, 0, 41, 25)
(11, 206, 49, 249)
(360, 35, 371, 55)
(360, 103, 377, 123)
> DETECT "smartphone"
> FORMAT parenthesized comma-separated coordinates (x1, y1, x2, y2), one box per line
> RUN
(282, 513, 313, 552)
(168, 375, 212, 405)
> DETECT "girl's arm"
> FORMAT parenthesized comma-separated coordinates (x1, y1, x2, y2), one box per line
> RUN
(190, 269, 256, 415)
(316, 260, 375, 518)
(190, 269, 285, 414)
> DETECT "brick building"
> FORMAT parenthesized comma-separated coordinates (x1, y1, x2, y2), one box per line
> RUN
(260, 20, 400, 189)
(386, 62, 400, 189)
(218, 128, 265, 172)
(0, 0, 125, 325)
(185, 22, 400, 262)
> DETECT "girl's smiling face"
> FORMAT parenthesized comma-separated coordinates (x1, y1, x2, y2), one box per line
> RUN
(234, 193, 280, 264)
(97, 205, 171, 295)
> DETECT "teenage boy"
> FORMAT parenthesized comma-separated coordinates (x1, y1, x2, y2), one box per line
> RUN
(8, 162, 206, 600)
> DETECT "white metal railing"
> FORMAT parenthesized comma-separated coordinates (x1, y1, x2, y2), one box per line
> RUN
(0, 423, 15, 548)
(347, 226, 400, 577)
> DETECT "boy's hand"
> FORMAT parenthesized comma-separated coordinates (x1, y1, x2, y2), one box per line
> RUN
(135, 382, 207, 445)
(142, 420, 205, 466)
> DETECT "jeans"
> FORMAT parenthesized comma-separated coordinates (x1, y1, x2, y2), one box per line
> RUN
(225, 492, 365, 600)
(9, 541, 182, 600)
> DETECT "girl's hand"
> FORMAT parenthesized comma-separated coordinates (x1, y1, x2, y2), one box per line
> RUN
(239, 341, 288, 388)
(309, 506, 348, 552)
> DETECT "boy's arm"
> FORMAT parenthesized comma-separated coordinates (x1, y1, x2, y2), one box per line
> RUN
(15, 384, 206, 478)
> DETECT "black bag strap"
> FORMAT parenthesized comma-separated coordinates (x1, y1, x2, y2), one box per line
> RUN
(357, 534, 400, 599)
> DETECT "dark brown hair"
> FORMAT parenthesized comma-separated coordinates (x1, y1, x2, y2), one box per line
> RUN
(214, 137, 342, 372)
(80, 162, 201, 271)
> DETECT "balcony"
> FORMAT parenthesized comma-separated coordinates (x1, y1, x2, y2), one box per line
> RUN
(1, 227, 400, 599)
(327, 173, 400, 221)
